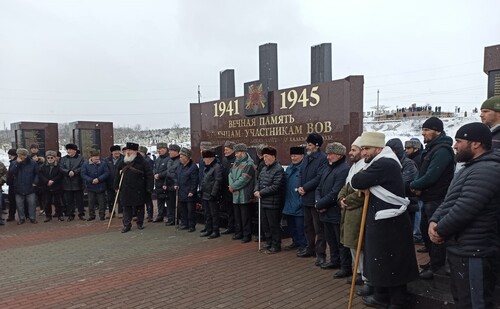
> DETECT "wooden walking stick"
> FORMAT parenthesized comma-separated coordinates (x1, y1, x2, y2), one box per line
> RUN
(258, 197, 261, 252)
(106, 172, 124, 232)
(348, 191, 370, 309)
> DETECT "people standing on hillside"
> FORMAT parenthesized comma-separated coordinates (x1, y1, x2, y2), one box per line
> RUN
(114, 142, 154, 233)
(480, 95, 500, 149)
(81, 150, 109, 221)
(282, 146, 306, 252)
(38, 150, 64, 222)
(297, 133, 328, 267)
(351, 132, 418, 308)
(228, 143, 255, 243)
(429, 123, 500, 308)
(254, 147, 285, 254)
(60, 143, 85, 221)
(410, 117, 455, 280)
(153, 142, 170, 223)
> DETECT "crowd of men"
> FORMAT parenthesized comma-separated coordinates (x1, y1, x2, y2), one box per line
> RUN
(1, 95, 499, 308)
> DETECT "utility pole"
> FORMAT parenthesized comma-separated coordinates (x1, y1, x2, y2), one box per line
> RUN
(376, 89, 380, 115)
(198, 85, 201, 104)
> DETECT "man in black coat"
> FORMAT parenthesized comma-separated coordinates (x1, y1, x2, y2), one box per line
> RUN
(352, 132, 418, 309)
(152, 142, 170, 222)
(254, 147, 285, 254)
(105, 145, 123, 218)
(297, 133, 328, 267)
(315, 142, 351, 277)
(59, 143, 85, 221)
(430, 123, 500, 309)
(163, 144, 181, 225)
(38, 150, 64, 222)
(174, 148, 199, 232)
(221, 141, 236, 234)
(114, 142, 154, 233)
(199, 148, 223, 239)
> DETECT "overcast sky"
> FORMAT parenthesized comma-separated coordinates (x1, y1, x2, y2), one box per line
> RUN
(0, 0, 498, 130)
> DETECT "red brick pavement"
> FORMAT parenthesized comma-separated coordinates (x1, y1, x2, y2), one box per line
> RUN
(0, 215, 429, 309)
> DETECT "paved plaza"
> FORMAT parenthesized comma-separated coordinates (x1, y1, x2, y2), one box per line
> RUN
(0, 210, 429, 309)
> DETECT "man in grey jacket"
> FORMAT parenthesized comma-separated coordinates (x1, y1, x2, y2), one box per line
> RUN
(60, 144, 85, 221)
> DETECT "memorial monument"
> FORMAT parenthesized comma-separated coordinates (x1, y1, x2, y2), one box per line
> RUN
(10, 122, 59, 156)
(484, 43, 500, 98)
(68, 121, 113, 159)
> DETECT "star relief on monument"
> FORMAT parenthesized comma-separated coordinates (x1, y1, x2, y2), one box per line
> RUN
(243, 80, 269, 116)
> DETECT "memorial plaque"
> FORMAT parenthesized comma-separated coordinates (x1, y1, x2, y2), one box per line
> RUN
(487, 70, 500, 98)
(484, 44, 500, 98)
(10, 122, 58, 156)
(190, 76, 364, 164)
(243, 80, 270, 116)
(68, 121, 113, 159)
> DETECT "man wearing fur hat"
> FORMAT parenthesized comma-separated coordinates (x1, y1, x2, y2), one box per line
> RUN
(410, 116, 455, 280)
(38, 150, 64, 222)
(316, 142, 351, 277)
(60, 143, 85, 221)
(163, 144, 181, 225)
(105, 145, 124, 218)
(114, 142, 154, 232)
(152, 142, 170, 223)
(199, 148, 223, 239)
(221, 140, 236, 234)
(429, 123, 500, 308)
(10, 148, 39, 224)
(254, 147, 285, 253)
(173, 148, 199, 232)
(351, 132, 418, 308)
(282, 146, 307, 252)
(480, 95, 500, 149)
(229, 143, 255, 243)
(297, 133, 328, 266)
(338, 137, 369, 294)
(81, 150, 109, 221)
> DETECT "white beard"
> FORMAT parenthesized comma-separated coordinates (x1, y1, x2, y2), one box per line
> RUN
(124, 153, 137, 164)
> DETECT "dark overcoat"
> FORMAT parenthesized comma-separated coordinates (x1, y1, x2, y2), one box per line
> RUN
(59, 154, 84, 191)
(351, 156, 418, 287)
(200, 160, 223, 201)
(38, 163, 64, 193)
(114, 155, 154, 207)
(175, 159, 199, 202)
(315, 158, 349, 224)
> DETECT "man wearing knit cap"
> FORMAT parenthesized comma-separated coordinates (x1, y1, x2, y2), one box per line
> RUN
(254, 147, 284, 253)
(162, 144, 181, 225)
(480, 95, 500, 149)
(228, 143, 255, 243)
(316, 142, 351, 277)
(297, 133, 328, 264)
(221, 140, 236, 234)
(174, 147, 199, 232)
(60, 143, 85, 221)
(282, 146, 307, 252)
(410, 116, 455, 280)
(429, 122, 499, 308)
(152, 142, 170, 223)
(114, 142, 154, 232)
(105, 145, 124, 218)
(351, 132, 418, 308)
(10, 148, 40, 224)
(338, 137, 370, 294)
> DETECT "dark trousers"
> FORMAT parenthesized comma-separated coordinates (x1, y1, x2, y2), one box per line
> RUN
(223, 197, 234, 230)
(325, 221, 352, 269)
(448, 252, 496, 309)
(262, 208, 281, 249)
(8, 189, 17, 219)
(234, 203, 251, 238)
(204, 199, 220, 233)
(374, 285, 409, 307)
(145, 192, 153, 219)
(165, 190, 177, 222)
(286, 215, 307, 249)
(123, 204, 144, 228)
(420, 200, 446, 271)
(64, 190, 84, 217)
(87, 191, 106, 218)
(178, 201, 196, 229)
(303, 205, 326, 257)
(156, 196, 167, 219)
(43, 191, 63, 217)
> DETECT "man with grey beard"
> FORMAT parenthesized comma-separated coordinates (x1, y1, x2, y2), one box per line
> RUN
(114, 142, 154, 233)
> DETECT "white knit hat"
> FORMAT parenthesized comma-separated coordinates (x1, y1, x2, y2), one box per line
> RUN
(359, 132, 385, 148)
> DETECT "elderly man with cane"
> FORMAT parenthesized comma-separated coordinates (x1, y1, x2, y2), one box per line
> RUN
(351, 132, 418, 309)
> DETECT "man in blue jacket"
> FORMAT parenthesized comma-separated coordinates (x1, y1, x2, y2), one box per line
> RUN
(81, 150, 110, 221)
(10, 148, 39, 224)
